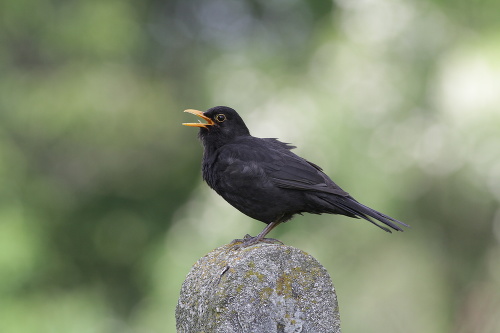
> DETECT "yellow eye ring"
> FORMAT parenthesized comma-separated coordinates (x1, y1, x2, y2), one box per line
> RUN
(215, 114, 226, 122)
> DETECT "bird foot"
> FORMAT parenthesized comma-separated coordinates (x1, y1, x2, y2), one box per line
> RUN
(230, 234, 283, 249)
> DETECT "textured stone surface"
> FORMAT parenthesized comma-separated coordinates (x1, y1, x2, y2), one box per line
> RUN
(176, 242, 341, 333)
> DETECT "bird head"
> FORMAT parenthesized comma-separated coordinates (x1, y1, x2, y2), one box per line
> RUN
(183, 106, 250, 148)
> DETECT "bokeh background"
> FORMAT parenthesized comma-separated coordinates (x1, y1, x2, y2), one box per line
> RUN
(1, 0, 500, 332)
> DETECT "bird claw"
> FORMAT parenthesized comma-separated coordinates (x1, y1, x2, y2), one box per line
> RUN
(230, 234, 283, 249)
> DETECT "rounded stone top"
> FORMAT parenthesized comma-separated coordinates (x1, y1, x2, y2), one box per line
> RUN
(176, 242, 341, 333)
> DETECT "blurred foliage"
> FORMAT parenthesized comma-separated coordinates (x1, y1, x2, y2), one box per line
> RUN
(1, 0, 500, 332)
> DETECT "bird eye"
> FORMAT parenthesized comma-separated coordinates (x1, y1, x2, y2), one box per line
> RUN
(215, 114, 226, 122)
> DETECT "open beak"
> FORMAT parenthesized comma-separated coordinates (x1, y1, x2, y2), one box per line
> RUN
(182, 109, 214, 128)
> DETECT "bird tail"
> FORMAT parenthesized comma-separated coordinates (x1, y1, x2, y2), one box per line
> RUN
(317, 195, 409, 232)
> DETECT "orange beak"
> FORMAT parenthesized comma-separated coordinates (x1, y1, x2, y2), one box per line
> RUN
(182, 109, 215, 128)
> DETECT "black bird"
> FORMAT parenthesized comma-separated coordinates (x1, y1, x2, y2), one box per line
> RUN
(183, 106, 408, 247)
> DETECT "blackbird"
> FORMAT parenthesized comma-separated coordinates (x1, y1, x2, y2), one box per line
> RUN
(183, 106, 408, 247)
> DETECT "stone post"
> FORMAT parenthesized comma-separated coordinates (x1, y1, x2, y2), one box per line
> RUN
(176, 242, 341, 333)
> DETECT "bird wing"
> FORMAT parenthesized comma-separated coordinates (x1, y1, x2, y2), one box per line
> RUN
(267, 157, 350, 197)
(224, 137, 350, 197)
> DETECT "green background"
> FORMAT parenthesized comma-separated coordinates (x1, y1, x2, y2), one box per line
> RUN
(1, 0, 500, 332)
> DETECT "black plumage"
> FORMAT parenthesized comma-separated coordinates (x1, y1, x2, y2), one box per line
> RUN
(183, 106, 408, 246)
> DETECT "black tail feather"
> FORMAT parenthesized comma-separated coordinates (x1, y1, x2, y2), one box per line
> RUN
(317, 195, 409, 232)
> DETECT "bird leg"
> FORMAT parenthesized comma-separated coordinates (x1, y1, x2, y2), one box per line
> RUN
(230, 221, 283, 249)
